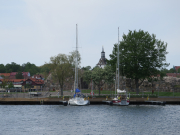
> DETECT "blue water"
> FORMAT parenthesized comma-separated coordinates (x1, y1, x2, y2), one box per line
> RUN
(0, 105, 180, 135)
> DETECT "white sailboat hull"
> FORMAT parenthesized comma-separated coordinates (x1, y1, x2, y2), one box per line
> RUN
(68, 97, 90, 106)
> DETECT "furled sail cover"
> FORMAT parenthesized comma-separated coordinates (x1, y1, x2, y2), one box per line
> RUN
(75, 88, 81, 93)
(117, 89, 126, 93)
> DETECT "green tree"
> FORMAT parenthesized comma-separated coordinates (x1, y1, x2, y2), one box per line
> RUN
(1, 79, 8, 88)
(169, 68, 176, 73)
(5, 62, 21, 73)
(49, 53, 75, 96)
(39, 64, 51, 79)
(16, 71, 24, 79)
(82, 66, 91, 71)
(178, 68, 180, 73)
(22, 62, 40, 76)
(0, 64, 6, 73)
(83, 65, 114, 96)
(8, 82, 14, 89)
(159, 69, 167, 80)
(108, 30, 169, 94)
(0, 75, 5, 79)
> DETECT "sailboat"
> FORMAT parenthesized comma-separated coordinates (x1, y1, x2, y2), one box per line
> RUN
(68, 24, 90, 106)
(112, 27, 130, 106)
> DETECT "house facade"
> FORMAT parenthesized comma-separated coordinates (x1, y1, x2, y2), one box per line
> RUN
(21, 78, 44, 90)
(31, 74, 44, 80)
(0, 78, 44, 90)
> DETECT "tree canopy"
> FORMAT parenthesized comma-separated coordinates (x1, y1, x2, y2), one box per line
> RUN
(83, 65, 114, 96)
(16, 71, 24, 79)
(0, 62, 40, 76)
(49, 51, 80, 96)
(108, 30, 169, 94)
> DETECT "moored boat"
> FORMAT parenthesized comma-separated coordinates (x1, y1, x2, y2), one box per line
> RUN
(112, 89, 130, 106)
(68, 24, 90, 106)
(68, 89, 90, 106)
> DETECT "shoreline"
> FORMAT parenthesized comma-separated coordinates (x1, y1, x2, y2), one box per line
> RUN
(0, 97, 180, 105)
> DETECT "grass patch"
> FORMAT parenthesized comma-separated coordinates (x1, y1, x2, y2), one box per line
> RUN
(129, 92, 180, 97)
(81, 89, 115, 95)
(80, 90, 180, 97)
(175, 85, 180, 88)
(49, 96, 71, 98)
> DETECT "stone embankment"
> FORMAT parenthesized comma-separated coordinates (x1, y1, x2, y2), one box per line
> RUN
(44, 73, 180, 93)
(125, 76, 180, 92)
(0, 97, 180, 105)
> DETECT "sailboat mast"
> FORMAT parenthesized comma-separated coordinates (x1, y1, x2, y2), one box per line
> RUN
(117, 27, 119, 90)
(76, 24, 78, 89)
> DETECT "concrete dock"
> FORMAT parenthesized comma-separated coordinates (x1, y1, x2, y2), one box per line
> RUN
(0, 97, 180, 105)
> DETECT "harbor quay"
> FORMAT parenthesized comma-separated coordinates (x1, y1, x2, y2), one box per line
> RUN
(0, 97, 180, 105)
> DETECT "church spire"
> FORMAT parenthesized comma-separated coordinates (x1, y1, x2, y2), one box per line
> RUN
(102, 46, 104, 52)
(96, 46, 106, 68)
(101, 46, 105, 59)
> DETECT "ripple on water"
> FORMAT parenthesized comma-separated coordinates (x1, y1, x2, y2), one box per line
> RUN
(0, 105, 180, 135)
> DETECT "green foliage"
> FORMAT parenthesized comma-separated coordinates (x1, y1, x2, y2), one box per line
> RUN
(0, 75, 5, 79)
(39, 64, 51, 79)
(178, 68, 180, 73)
(5, 62, 21, 73)
(49, 53, 77, 96)
(82, 66, 91, 71)
(107, 43, 118, 72)
(0, 64, 6, 73)
(68, 50, 81, 67)
(169, 68, 176, 73)
(8, 82, 14, 89)
(1, 79, 8, 88)
(0, 62, 40, 76)
(22, 62, 40, 76)
(108, 30, 169, 94)
(83, 65, 115, 96)
(16, 71, 24, 79)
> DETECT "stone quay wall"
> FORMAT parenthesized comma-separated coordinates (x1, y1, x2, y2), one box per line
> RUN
(44, 73, 180, 93)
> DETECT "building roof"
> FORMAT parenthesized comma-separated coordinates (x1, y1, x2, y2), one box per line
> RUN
(166, 73, 180, 77)
(25, 78, 44, 85)
(22, 72, 29, 76)
(97, 58, 107, 66)
(0, 78, 44, 85)
(0, 73, 10, 77)
(32, 74, 44, 79)
(97, 46, 107, 67)
(10, 72, 17, 76)
(174, 66, 180, 71)
(0, 79, 26, 82)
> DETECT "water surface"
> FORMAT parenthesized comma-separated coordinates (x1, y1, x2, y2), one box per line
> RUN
(0, 105, 179, 135)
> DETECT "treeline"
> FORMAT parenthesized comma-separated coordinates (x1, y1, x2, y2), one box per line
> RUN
(160, 68, 180, 74)
(0, 62, 51, 77)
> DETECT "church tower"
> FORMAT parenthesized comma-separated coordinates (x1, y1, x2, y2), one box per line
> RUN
(96, 46, 107, 69)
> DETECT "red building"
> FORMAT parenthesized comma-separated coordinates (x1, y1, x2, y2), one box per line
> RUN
(174, 66, 180, 72)
(6, 72, 30, 79)
(21, 78, 44, 90)
(166, 73, 180, 77)
(0, 78, 44, 90)
(0, 73, 10, 78)
(31, 74, 44, 80)
(9, 72, 17, 79)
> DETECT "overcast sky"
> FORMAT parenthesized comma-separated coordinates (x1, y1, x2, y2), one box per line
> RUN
(0, 0, 179, 69)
